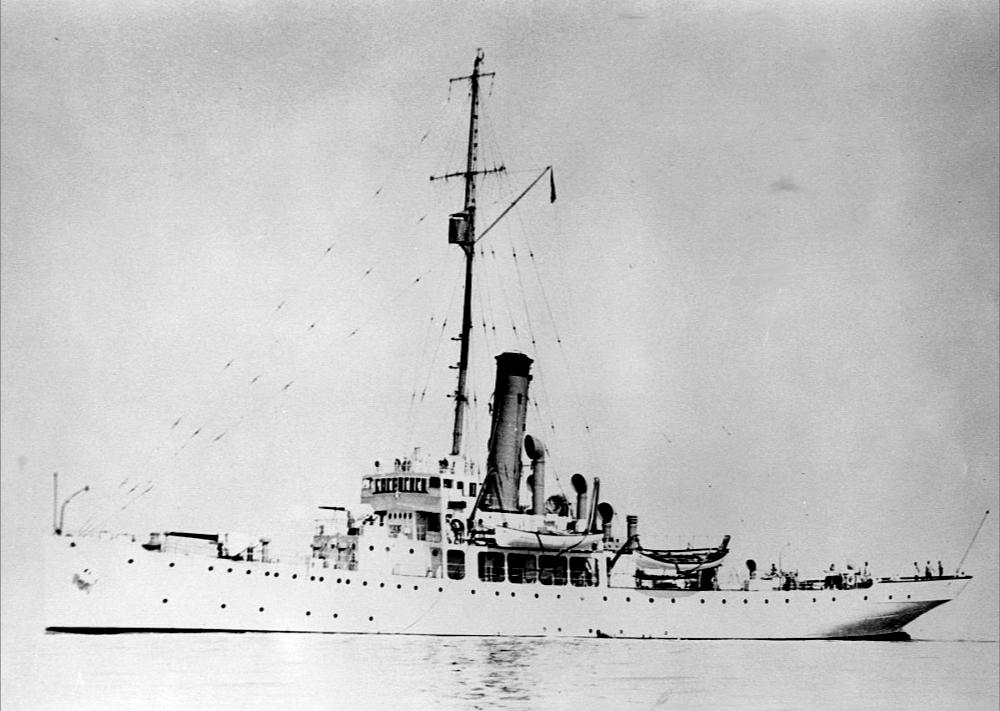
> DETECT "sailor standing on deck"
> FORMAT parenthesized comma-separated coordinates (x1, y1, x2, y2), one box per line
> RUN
(924, 561, 933, 578)
(914, 561, 921, 578)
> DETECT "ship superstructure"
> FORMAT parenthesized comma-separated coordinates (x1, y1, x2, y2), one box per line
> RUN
(45, 51, 972, 639)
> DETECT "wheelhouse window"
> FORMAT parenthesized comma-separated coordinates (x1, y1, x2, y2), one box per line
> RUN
(539, 555, 567, 586)
(478, 551, 506, 582)
(429, 476, 441, 489)
(446, 550, 465, 580)
(469, 483, 477, 498)
(507, 553, 537, 584)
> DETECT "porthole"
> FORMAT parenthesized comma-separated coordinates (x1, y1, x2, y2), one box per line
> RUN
(812, 598, 817, 603)
(168, 562, 175, 568)
(337, 578, 342, 584)
(649, 598, 655, 604)
(906, 595, 911, 599)
(245, 570, 251, 575)
(345, 579, 350, 585)
(379, 582, 384, 588)
(671, 598, 676, 603)
(413, 585, 419, 591)
(438, 587, 443, 593)
(258, 607, 265, 612)
(162, 598, 168, 604)
(700, 599, 705, 604)
(332, 613, 338, 619)
(369, 546, 374, 551)
(291, 573, 297, 579)
(534, 593, 540, 599)
(784, 599, 789, 604)
(764, 599, 769, 604)
(556, 594, 561, 600)
(888, 595, 893, 600)
(227, 568, 233, 573)
(722, 599, 726, 604)
(471, 590, 476, 595)
(625, 597, 630, 602)
(220, 604, 226, 609)
(396, 584, 402, 589)
(368, 616, 374, 622)
(557, 627, 562, 632)
(385, 547, 390, 552)
(319, 577, 325, 582)
(310, 576, 315, 581)
(511, 592, 516, 598)
(264, 571, 270, 577)
(603, 596, 608, 602)
(495, 591, 501, 597)
(306, 611, 311, 616)
(127, 559, 134, 564)
(208, 566, 214, 571)
(832, 597, 837, 602)
(743, 599, 748, 604)
(274, 572, 279, 578)
(409, 549, 414, 555)
(863, 595, 868, 601)
(70, 542, 76, 548)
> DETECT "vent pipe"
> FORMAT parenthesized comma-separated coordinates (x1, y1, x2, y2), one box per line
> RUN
(597, 502, 615, 543)
(626, 515, 639, 549)
(571, 474, 589, 521)
(524, 435, 546, 515)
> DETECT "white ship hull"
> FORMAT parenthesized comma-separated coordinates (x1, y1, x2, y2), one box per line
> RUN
(46, 536, 969, 640)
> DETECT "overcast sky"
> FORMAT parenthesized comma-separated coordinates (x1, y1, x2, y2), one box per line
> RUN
(3, 0, 997, 638)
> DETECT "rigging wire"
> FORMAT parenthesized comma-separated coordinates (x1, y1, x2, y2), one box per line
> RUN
(90, 66, 584, 532)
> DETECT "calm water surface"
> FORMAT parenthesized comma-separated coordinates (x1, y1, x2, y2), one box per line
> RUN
(5, 632, 998, 710)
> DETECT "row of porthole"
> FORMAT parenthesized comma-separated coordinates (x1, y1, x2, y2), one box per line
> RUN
(136, 563, 912, 603)
(157, 603, 650, 638)
(211, 602, 373, 622)
(157, 598, 375, 622)
(169, 590, 906, 604)
(368, 546, 417, 554)
(156, 600, 641, 636)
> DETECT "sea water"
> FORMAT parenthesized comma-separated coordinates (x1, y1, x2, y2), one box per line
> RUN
(3, 631, 997, 710)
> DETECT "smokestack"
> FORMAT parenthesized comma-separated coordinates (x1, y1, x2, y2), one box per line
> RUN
(571, 474, 589, 521)
(524, 435, 546, 515)
(485, 352, 533, 512)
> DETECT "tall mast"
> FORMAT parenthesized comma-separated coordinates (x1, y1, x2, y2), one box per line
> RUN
(432, 49, 503, 456)
(452, 49, 484, 457)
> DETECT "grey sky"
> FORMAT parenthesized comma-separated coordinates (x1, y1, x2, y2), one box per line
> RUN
(2, 0, 997, 638)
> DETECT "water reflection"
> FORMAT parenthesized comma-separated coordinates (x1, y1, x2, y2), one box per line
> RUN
(426, 637, 541, 706)
(10, 632, 995, 710)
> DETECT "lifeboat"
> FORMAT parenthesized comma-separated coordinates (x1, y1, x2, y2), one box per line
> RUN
(634, 535, 731, 576)
(491, 526, 604, 552)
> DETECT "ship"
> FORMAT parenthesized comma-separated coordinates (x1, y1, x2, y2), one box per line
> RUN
(45, 50, 973, 640)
